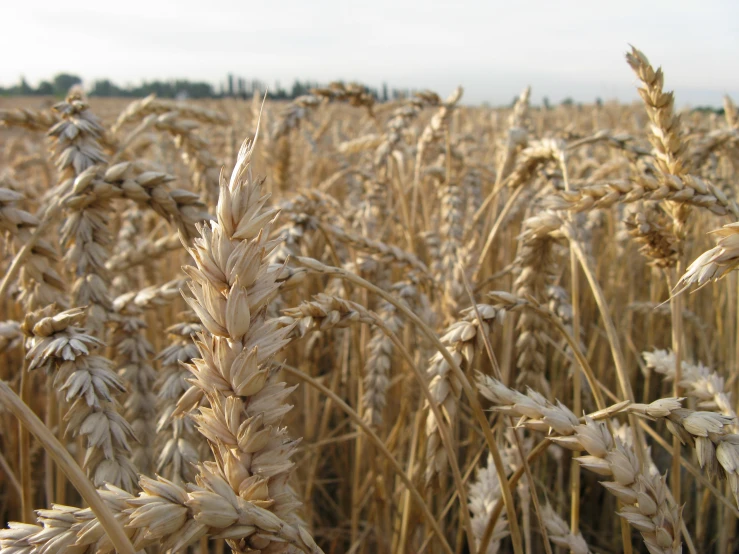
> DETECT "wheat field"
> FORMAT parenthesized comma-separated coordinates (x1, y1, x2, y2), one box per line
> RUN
(0, 46, 739, 554)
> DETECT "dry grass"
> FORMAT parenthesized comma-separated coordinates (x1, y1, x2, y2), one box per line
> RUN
(1, 46, 739, 553)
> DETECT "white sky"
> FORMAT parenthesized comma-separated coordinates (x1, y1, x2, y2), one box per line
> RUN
(2, 0, 738, 106)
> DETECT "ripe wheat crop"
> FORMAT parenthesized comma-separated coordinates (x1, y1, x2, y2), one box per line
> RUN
(1, 47, 739, 553)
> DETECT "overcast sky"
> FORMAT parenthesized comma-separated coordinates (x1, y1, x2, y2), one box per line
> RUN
(2, 0, 738, 106)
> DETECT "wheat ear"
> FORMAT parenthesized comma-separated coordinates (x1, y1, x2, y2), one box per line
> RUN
(476, 375, 682, 554)
(22, 306, 139, 491)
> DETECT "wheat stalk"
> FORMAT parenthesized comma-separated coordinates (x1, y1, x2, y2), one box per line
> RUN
(22, 306, 139, 491)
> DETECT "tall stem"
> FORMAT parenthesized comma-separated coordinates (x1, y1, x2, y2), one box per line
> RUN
(666, 266, 684, 504)
(559, 152, 584, 539)
(566, 234, 647, 466)
(19, 363, 31, 523)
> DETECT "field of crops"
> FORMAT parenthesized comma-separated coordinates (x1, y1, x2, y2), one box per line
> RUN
(1, 46, 739, 553)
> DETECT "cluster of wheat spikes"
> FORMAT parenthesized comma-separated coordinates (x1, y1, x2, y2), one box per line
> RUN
(1, 46, 739, 553)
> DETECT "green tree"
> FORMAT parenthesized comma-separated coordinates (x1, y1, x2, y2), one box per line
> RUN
(53, 73, 82, 96)
(291, 80, 307, 98)
(18, 76, 33, 95)
(37, 81, 54, 95)
(89, 79, 123, 97)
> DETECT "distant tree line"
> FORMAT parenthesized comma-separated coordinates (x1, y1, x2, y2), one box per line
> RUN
(0, 72, 415, 102)
(1, 74, 85, 97)
(4, 73, 727, 112)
